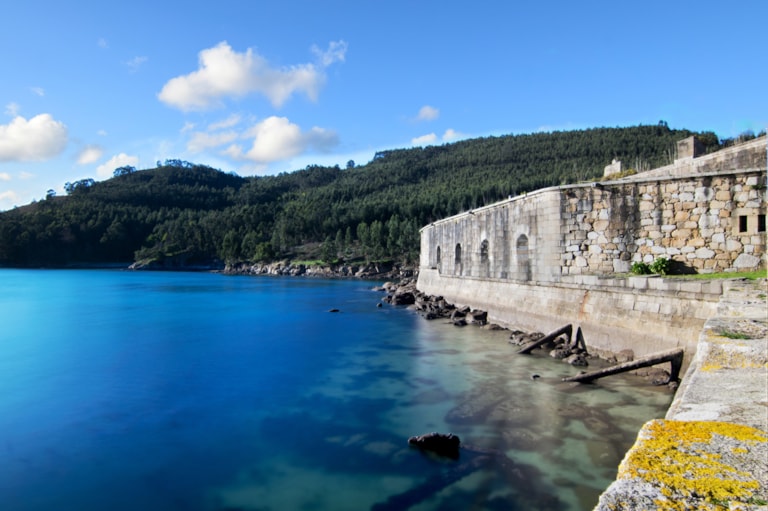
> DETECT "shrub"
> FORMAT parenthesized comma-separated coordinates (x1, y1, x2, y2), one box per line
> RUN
(649, 257, 670, 275)
(631, 261, 651, 275)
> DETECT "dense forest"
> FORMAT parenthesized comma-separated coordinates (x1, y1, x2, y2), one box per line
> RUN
(0, 124, 739, 268)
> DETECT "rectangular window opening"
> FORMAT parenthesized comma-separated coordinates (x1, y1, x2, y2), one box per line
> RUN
(738, 215, 748, 233)
(759, 214, 766, 233)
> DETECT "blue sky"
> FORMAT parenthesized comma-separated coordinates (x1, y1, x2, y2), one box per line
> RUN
(1, 1, 766, 210)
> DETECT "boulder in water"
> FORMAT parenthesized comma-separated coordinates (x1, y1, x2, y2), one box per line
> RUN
(408, 432, 461, 459)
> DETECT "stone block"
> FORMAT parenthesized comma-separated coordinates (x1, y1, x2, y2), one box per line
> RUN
(695, 247, 716, 259)
(715, 190, 732, 201)
(734, 253, 761, 269)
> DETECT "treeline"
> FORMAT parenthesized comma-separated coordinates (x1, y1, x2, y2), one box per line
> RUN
(0, 124, 728, 268)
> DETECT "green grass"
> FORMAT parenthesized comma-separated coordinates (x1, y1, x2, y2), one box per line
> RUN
(664, 270, 767, 281)
(719, 330, 752, 340)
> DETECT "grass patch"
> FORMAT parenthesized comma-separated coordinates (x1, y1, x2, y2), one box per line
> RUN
(664, 270, 766, 281)
(719, 330, 751, 340)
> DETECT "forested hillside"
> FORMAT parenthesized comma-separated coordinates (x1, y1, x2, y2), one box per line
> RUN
(0, 124, 725, 268)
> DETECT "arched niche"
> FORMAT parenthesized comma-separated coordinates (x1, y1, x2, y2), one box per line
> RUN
(517, 234, 531, 281)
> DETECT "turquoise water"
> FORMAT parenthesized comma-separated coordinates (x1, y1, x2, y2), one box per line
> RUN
(0, 270, 672, 510)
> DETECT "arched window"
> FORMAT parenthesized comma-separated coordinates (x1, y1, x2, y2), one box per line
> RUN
(454, 243, 462, 275)
(436, 246, 442, 273)
(480, 239, 490, 277)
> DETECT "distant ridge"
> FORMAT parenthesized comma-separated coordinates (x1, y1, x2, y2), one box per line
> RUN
(0, 124, 745, 268)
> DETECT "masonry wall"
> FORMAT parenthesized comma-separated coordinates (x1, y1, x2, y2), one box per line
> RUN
(560, 171, 766, 276)
(417, 137, 767, 358)
(421, 138, 767, 281)
(417, 269, 721, 362)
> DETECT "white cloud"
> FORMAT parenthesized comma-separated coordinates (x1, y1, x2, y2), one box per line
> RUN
(0, 190, 19, 205)
(188, 130, 239, 153)
(412, 129, 467, 147)
(0, 114, 68, 162)
(412, 133, 437, 146)
(77, 145, 103, 164)
(208, 114, 241, 131)
(98, 37, 108, 49)
(227, 116, 338, 164)
(30, 87, 45, 97)
(125, 56, 148, 73)
(97, 129, 108, 136)
(416, 105, 440, 122)
(442, 128, 465, 142)
(311, 40, 348, 66)
(157, 41, 346, 111)
(19, 171, 34, 180)
(96, 153, 139, 178)
(0, 172, 11, 181)
(5, 102, 20, 116)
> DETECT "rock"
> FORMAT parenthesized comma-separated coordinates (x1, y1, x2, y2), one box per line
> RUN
(407, 432, 461, 459)
(391, 290, 416, 305)
(468, 310, 488, 324)
(453, 318, 467, 327)
(564, 353, 589, 366)
(550, 348, 571, 359)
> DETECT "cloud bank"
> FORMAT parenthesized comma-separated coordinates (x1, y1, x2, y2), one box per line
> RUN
(222, 116, 338, 164)
(158, 41, 347, 111)
(0, 114, 68, 162)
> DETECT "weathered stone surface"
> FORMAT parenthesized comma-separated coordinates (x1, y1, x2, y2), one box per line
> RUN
(597, 279, 768, 511)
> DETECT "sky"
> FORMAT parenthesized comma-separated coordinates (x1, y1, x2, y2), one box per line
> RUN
(1, 1, 766, 210)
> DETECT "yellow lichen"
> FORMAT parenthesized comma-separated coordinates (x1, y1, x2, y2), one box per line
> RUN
(620, 420, 766, 510)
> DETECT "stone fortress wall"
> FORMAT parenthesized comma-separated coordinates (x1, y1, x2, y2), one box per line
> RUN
(417, 136, 767, 361)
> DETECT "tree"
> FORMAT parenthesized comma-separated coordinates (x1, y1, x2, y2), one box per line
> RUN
(113, 166, 136, 177)
(346, 160, 355, 169)
(321, 235, 336, 263)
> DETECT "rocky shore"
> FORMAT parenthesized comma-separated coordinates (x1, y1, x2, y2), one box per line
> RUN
(376, 278, 655, 372)
(224, 260, 415, 280)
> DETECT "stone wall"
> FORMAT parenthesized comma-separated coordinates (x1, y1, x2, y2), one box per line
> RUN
(560, 171, 766, 275)
(421, 137, 767, 281)
(418, 136, 766, 359)
(417, 268, 721, 363)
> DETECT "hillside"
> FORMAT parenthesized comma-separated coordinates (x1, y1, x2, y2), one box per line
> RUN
(0, 124, 725, 268)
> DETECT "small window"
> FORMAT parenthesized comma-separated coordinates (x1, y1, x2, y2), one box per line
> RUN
(739, 215, 748, 233)
(480, 240, 489, 263)
(759, 215, 766, 233)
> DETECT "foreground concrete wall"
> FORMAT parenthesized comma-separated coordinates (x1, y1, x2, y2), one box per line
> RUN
(595, 279, 768, 511)
(417, 268, 721, 363)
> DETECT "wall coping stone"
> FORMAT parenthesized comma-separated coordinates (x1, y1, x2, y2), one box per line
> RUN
(595, 278, 768, 510)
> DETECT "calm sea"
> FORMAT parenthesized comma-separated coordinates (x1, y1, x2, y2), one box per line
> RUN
(0, 269, 672, 510)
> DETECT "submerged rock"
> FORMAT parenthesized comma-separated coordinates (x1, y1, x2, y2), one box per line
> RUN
(407, 432, 461, 459)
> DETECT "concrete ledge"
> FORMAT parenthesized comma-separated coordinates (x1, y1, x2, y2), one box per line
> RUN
(596, 279, 768, 510)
